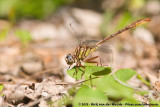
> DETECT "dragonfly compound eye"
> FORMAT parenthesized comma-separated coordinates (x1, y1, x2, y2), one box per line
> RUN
(65, 54, 75, 65)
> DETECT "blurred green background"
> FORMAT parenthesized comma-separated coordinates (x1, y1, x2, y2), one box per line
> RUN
(0, 0, 152, 22)
(0, 0, 157, 41)
(0, 0, 73, 20)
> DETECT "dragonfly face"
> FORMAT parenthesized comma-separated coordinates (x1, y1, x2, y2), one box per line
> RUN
(65, 54, 75, 65)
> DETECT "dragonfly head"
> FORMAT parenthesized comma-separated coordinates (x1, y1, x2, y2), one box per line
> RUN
(65, 54, 75, 65)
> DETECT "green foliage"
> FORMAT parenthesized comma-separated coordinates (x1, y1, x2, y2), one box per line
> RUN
(65, 66, 158, 106)
(15, 29, 32, 46)
(0, 0, 73, 20)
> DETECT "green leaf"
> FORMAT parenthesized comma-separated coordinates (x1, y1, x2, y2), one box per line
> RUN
(67, 66, 111, 79)
(73, 85, 108, 107)
(92, 67, 112, 76)
(95, 75, 134, 98)
(115, 68, 136, 82)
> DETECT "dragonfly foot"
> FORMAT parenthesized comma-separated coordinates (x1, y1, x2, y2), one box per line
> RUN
(81, 71, 85, 79)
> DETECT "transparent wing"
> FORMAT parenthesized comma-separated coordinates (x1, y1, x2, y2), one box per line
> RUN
(66, 18, 87, 43)
(97, 44, 113, 53)
(82, 39, 113, 53)
(82, 40, 98, 46)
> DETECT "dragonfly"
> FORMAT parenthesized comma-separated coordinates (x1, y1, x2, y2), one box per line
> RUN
(65, 18, 151, 78)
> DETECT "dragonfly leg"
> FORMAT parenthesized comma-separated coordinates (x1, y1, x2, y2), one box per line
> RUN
(73, 63, 79, 78)
(67, 65, 71, 70)
(84, 56, 102, 66)
(79, 63, 85, 79)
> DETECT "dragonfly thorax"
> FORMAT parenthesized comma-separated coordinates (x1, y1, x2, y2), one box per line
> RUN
(65, 54, 75, 65)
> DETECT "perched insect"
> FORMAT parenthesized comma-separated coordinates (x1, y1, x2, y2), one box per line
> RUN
(65, 18, 151, 78)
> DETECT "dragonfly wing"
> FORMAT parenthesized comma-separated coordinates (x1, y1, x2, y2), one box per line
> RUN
(82, 39, 98, 46)
(96, 44, 113, 53)
(82, 39, 113, 53)
(66, 18, 87, 43)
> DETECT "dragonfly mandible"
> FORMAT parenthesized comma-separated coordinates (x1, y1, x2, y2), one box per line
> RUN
(65, 18, 151, 78)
